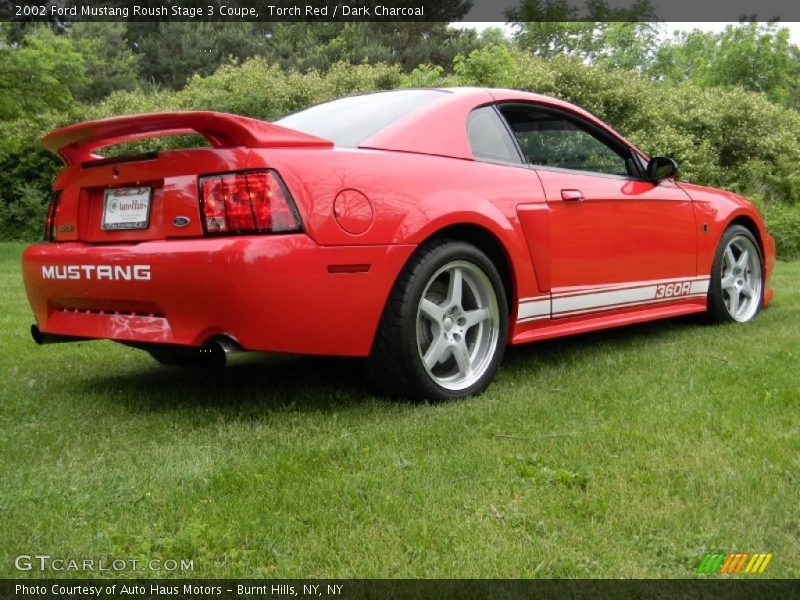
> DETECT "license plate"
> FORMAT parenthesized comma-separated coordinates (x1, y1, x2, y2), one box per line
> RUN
(102, 187, 152, 230)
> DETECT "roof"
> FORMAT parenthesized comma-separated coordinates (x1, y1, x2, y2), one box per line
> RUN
(359, 87, 643, 160)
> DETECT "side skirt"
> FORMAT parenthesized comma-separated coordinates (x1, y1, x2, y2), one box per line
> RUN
(510, 298, 707, 345)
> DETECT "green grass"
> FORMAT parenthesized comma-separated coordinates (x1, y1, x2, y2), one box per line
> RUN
(0, 241, 798, 579)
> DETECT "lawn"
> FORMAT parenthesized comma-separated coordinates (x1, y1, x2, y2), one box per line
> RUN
(0, 241, 797, 579)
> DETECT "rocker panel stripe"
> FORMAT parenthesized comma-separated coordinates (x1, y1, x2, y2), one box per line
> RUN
(518, 276, 710, 323)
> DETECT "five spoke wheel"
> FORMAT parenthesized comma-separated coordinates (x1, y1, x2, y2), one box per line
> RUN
(416, 261, 500, 391)
(719, 234, 762, 322)
(366, 240, 507, 401)
(707, 225, 764, 324)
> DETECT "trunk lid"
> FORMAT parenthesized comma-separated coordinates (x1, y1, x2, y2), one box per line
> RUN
(43, 111, 332, 243)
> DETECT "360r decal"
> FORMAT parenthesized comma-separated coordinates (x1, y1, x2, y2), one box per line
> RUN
(656, 281, 693, 298)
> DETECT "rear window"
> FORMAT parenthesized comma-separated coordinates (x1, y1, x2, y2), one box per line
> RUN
(275, 89, 448, 147)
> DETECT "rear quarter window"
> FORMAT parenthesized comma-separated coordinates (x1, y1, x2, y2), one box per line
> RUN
(275, 90, 448, 147)
(467, 106, 522, 164)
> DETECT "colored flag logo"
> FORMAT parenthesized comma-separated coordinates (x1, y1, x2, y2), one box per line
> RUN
(696, 552, 773, 574)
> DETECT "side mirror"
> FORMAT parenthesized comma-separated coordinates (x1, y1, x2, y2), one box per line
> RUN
(646, 156, 678, 181)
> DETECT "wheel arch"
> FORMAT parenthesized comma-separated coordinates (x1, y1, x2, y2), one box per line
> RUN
(418, 223, 516, 313)
(728, 214, 764, 257)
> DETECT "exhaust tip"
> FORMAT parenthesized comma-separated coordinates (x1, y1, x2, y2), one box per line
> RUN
(203, 336, 283, 367)
(144, 337, 291, 368)
(205, 336, 248, 367)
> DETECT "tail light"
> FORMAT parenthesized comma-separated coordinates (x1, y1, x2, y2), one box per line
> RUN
(199, 170, 302, 234)
(44, 192, 61, 241)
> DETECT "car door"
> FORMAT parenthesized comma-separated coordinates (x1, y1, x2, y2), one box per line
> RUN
(497, 103, 699, 318)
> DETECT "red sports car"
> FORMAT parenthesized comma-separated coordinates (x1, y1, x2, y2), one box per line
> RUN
(22, 88, 775, 400)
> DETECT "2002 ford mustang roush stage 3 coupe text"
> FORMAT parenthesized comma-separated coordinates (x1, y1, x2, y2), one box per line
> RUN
(22, 88, 775, 401)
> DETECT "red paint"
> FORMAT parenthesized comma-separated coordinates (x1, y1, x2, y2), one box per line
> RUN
(43, 111, 331, 166)
(536, 170, 697, 290)
(23, 89, 776, 357)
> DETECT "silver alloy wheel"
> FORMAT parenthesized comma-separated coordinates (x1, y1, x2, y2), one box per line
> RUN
(416, 260, 500, 391)
(720, 234, 762, 322)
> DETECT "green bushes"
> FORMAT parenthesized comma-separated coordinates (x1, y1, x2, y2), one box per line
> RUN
(1, 47, 798, 258)
(756, 202, 800, 259)
(0, 183, 51, 242)
(174, 59, 404, 119)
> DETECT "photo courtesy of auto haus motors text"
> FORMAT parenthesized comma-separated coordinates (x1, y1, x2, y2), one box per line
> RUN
(1, 0, 798, 597)
(14, 583, 345, 597)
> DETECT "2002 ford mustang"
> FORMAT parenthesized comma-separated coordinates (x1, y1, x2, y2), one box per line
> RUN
(23, 88, 775, 400)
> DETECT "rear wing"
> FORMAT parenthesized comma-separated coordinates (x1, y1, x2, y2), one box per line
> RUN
(42, 111, 333, 166)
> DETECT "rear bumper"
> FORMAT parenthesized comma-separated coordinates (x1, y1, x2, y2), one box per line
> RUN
(22, 236, 415, 356)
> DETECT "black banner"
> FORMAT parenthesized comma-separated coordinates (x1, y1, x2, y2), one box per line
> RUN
(2, 0, 800, 22)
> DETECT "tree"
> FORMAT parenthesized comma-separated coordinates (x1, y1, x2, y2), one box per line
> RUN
(127, 22, 269, 89)
(508, 0, 596, 59)
(260, 22, 483, 73)
(68, 22, 139, 102)
(508, 0, 658, 60)
(0, 24, 87, 120)
(453, 44, 516, 87)
(652, 22, 800, 108)
(592, 22, 662, 71)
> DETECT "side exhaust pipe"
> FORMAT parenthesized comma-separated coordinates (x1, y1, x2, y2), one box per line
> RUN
(145, 338, 286, 368)
(31, 324, 90, 345)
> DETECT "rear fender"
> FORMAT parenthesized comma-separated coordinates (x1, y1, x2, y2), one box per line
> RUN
(398, 191, 542, 311)
(249, 148, 545, 304)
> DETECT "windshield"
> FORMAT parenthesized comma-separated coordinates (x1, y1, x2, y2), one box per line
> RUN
(275, 89, 448, 147)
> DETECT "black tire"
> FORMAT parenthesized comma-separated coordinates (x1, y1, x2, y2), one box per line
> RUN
(364, 239, 508, 402)
(706, 224, 764, 324)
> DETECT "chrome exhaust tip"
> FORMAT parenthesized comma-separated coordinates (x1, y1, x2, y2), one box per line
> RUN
(204, 336, 282, 367)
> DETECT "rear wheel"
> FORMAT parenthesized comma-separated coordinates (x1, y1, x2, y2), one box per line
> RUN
(707, 225, 763, 323)
(365, 239, 508, 401)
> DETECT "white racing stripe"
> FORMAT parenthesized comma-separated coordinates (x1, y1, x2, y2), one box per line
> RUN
(518, 276, 710, 323)
(553, 293, 707, 318)
(517, 297, 550, 321)
(689, 279, 711, 295)
(551, 275, 710, 298)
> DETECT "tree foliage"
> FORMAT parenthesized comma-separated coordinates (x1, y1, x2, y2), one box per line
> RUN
(68, 22, 139, 102)
(0, 25, 88, 120)
(652, 22, 800, 108)
(257, 22, 483, 74)
(508, 0, 659, 61)
(126, 22, 269, 89)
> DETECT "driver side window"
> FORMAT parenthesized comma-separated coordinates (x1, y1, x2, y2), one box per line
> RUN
(498, 105, 632, 177)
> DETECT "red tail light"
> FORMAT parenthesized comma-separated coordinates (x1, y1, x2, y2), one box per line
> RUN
(199, 170, 301, 234)
(44, 192, 61, 241)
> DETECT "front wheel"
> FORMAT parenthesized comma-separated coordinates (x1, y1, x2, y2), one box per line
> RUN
(365, 239, 508, 401)
(706, 225, 764, 323)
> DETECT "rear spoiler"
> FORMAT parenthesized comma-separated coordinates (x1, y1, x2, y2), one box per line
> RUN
(41, 111, 333, 166)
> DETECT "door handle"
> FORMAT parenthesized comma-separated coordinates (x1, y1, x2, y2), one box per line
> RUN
(561, 189, 584, 202)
